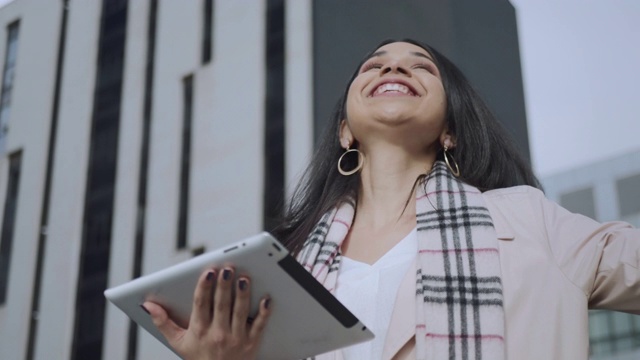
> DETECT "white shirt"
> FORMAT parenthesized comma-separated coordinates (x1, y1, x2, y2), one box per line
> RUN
(335, 228, 417, 360)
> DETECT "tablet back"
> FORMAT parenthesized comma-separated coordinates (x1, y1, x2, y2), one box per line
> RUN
(104, 232, 374, 359)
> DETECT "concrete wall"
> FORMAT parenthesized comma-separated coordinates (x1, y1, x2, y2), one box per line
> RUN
(0, 0, 64, 358)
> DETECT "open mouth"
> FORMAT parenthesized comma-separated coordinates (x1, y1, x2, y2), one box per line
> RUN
(370, 82, 418, 97)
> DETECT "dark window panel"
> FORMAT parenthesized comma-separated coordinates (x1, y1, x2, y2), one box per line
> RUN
(617, 173, 640, 217)
(0, 21, 20, 153)
(71, 1, 128, 359)
(202, 0, 214, 64)
(263, 0, 286, 232)
(0, 150, 22, 304)
(177, 75, 194, 250)
(560, 187, 597, 220)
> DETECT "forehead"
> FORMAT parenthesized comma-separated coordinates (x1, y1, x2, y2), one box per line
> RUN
(372, 42, 432, 58)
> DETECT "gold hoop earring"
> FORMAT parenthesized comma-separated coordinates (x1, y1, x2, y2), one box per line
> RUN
(443, 145, 460, 177)
(337, 146, 364, 176)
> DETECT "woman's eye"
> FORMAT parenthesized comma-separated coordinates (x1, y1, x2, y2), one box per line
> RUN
(361, 63, 382, 72)
(413, 64, 435, 73)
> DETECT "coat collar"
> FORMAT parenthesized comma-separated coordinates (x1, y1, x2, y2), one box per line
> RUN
(483, 193, 516, 241)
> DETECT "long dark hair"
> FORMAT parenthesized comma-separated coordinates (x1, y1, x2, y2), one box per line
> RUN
(272, 39, 541, 254)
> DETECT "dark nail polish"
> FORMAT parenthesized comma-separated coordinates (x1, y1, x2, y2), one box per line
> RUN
(222, 269, 231, 281)
(206, 271, 214, 281)
(140, 304, 150, 315)
(238, 279, 247, 291)
(264, 298, 271, 309)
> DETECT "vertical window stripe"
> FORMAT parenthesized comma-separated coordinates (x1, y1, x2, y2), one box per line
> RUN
(0, 150, 22, 304)
(71, 1, 128, 359)
(264, 0, 286, 231)
(202, 0, 214, 64)
(0, 20, 20, 154)
(177, 74, 194, 250)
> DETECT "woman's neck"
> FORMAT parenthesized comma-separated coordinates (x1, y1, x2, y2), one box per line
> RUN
(355, 143, 435, 229)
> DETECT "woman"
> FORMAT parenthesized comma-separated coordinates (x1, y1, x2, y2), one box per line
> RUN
(143, 39, 640, 359)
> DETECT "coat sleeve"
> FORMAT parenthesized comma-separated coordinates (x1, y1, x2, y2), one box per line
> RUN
(529, 187, 640, 314)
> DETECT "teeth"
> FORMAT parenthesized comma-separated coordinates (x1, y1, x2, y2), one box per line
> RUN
(373, 83, 415, 96)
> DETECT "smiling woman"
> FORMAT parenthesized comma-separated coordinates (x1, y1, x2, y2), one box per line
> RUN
(143, 39, 640, 360)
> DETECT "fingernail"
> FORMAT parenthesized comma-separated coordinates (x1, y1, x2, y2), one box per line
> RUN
(140, 304, 150, 315)
(206, 271, 214, 281)
(222, 269, 231, 281)
(238, 279, 247, 291)
(264, 298, 271, 309)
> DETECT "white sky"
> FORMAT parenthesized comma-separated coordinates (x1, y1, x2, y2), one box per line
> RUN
(511, 0, 640, 177)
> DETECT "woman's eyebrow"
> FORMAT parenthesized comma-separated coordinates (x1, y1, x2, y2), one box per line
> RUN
(365, 50, 435, 62)
(367, 50, 387, 59)
(411, 51, 435, 61)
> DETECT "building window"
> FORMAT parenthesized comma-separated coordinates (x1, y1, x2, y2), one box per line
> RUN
(71, 1, 128, 358)
(0, 150, 22, 304)
(202, 0, 214, 64)
(559, 187, 597, 220)
(0, 21, 20, 154)
(616, 173, 640, 218)
(177, 74, 194, 250)
(263, 0, 285, 232)
(589, 310, 640, 358)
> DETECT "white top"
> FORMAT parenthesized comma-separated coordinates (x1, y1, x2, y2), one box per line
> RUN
(335, 228, 417, 360)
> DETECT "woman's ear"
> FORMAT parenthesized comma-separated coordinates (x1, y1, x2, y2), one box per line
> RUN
(339, 120, 354, 149)
(439, 128, 457, 150)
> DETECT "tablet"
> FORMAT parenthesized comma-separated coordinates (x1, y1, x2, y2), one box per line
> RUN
(104, 232, 374, 359)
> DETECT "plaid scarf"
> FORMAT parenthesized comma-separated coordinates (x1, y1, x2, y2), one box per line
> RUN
(297, 161, 505, 360)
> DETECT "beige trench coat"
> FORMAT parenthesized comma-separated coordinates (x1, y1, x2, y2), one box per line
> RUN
(316, 186, 640, 360)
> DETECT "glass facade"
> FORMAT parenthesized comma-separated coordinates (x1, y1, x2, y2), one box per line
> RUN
(590, 310, 640, 358)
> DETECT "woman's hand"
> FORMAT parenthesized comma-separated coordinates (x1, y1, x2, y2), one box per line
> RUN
(142, 267, 272, 360)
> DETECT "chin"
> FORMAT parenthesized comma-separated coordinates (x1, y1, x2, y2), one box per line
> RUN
(372, 107, 415, 125)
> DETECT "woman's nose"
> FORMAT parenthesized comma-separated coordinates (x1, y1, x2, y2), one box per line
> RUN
(381, 61, 410, 76)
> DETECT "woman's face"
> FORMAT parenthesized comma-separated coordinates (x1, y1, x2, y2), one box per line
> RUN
(343, 42, 448, 152)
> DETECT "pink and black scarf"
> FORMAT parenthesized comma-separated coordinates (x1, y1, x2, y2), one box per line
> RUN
(297, 161, 505, 359)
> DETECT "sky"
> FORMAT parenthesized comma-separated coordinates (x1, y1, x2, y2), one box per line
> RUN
(1, 0, 637, 177)
(510, 0, 640, 177)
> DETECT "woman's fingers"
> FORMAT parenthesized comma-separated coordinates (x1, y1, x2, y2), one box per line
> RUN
(143, 270, 271, 360)
(142, 301, 185, 347)
(231, 277, 251, 337)
(212, 267, 234, 330)
(188, 269, 216, 335)
(248, 297, 272, 341)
